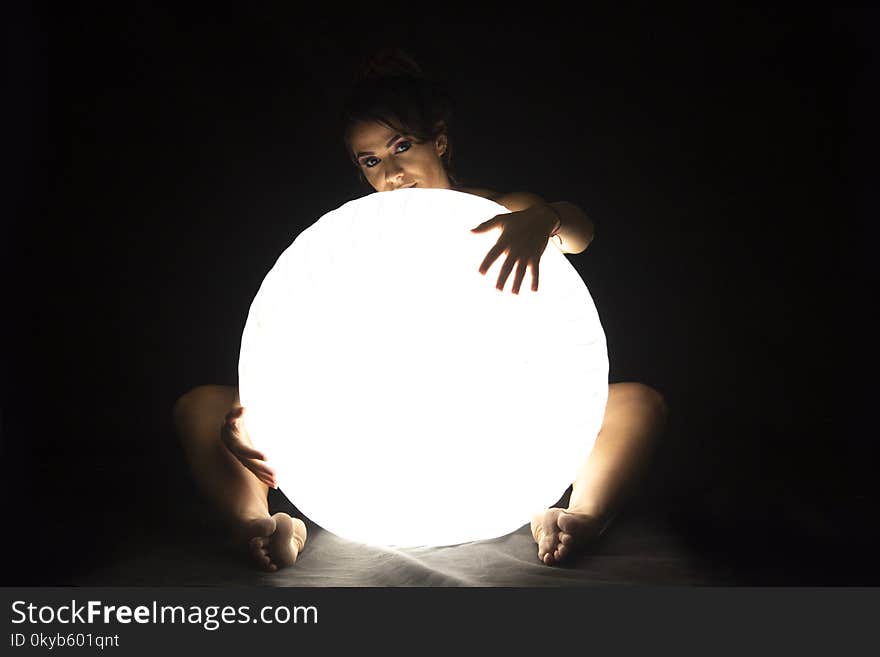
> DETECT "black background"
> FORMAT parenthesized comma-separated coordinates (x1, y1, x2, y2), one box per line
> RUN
(4, 5, 878, 584)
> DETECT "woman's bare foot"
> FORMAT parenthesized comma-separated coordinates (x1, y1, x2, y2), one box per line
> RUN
(241, 514, 308, 572)
(530, 508, 606, 566)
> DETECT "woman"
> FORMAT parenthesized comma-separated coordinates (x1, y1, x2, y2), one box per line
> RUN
(174, 52, 668, 571)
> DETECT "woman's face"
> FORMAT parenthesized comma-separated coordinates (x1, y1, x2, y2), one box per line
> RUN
(349, 120, 450, 192)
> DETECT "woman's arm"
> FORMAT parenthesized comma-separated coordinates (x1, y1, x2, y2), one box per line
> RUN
(494, 192, 595, 255)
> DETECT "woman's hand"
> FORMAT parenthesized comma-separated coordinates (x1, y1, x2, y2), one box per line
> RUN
(221, 406, 278, 489)
(471, 203, 560, 294)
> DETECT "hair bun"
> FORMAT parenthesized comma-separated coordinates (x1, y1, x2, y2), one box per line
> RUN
(362, 48, 424, 79)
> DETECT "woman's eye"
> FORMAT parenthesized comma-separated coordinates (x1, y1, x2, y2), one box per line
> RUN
(362, 141, 411, 168)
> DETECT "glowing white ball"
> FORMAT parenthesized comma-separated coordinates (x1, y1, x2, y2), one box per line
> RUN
(239, 188, 607, 547)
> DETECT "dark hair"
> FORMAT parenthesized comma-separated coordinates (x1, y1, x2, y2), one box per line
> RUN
(343, 49, 457, 187)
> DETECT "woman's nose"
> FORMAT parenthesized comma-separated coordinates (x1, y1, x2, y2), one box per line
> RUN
(384, 162, 405, 187)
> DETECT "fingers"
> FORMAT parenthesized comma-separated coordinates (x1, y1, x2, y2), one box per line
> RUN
(227, 443, 277, 488)
(224, 406, 245, 422)
(221, 408, 266, 458)
(499, 255, 541, 294)
(496, 254, 516, 292)
(221, 426, 267, 462)
(478, 241, 506, 275)
(511, 260, 528, 295)
(479, 242, 541, 294)
(227, 439, 267, 462)
(243, 458, 277, 488)
(222, 433, 277, 487)
(233, 444, 276, 486)
(470, 216, 501, 234)
(220, 407, 276, 487)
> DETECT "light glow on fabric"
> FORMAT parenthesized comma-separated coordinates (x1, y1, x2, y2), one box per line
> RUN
(239, 189, 608, 547)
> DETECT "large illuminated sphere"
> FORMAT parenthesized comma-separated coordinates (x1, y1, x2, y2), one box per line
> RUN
(238, 188, 608, 547)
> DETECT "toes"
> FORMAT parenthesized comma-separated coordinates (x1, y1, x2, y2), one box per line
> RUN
(533, 508, 607, 567)
(267, 513, 303, 569)
(539, 534, 557, 559)
(533, 508, 569, 566)
(539, 521, 560, 549)
(539, 535, 560, 565)
(249, 536, 266, 554)
(249, 536, 275, 571)
(245, 519, 294, 572)
(536, 532, 550, 561)
(250, 541, 272, 571)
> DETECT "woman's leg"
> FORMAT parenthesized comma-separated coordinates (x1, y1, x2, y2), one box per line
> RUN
(531, 382, 668, 565)
(173, 385, 306, 571)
